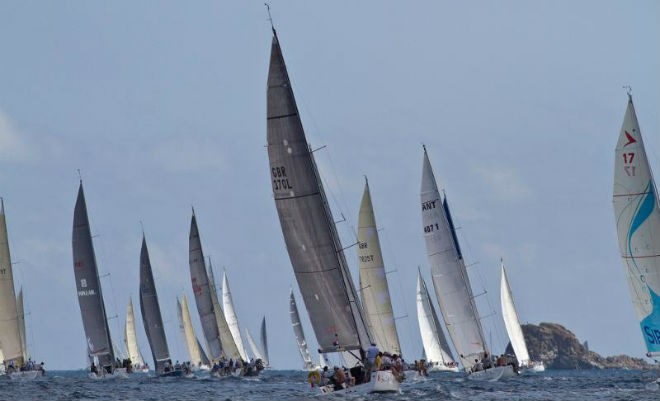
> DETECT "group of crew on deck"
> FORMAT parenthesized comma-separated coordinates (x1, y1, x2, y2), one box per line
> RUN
(210, 356, 265, 377)
(307, 342, 406, 391)
(469, 352, 519, 373)
(5, 358, 46, 376)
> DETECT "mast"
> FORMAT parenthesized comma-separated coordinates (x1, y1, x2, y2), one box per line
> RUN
(72, 181, 116, 371)
(613, 93, 660, 358)
(266, 26, 372, 355)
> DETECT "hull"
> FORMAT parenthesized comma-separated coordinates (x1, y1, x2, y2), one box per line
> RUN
(521, 361, 545, 373)
(159, 370, 185, 378)
(467, 365, 517, 381)
(320, 370, 400, 395)
(428, 363, 460, 373)
(8, 370, 41, 380)
(88, 367, 129, 380)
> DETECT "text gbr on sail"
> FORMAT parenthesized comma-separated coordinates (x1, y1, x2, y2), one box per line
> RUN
(272, 166, 293, 191)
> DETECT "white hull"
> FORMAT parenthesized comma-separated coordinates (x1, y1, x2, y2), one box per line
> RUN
(428, 364, 460, 373)
(320, 370, 400, 395)
(467, 365, 517, 381)
(88, 367, 129, 380)
(9, 370, 41, 380)
(521, 361, 545, 373)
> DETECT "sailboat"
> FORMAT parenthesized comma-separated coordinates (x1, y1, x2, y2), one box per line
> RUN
(0, 200, 42, 380)
(206, 261, 242, 362)
(289, 290, 317, 371)
(499, 260, 544, 373)
(260, 317, 269, 367)
(612, 93, 660, 375)
(124, 297, 148, 373)
(357, 178, 402, 356)
(245, 317, 269, 368)
(140, 235, 185, 377)
(416, 269, 459, 372)
(266, 24, 399, 394)
(221, 271, 249, 361)
(72, 182, 126, 379)
(176, 294, 209, 370)
(420, 147, 516, 380)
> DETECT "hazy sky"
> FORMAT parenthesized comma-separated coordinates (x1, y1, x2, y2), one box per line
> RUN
(0, 1, 658, 370)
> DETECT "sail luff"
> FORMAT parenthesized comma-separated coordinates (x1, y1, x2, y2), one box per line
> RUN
(188, 212, 223, 361)
(221, 272, 249, 360)
(416, 271, 455, 365)
(139, 236, 171, 373)
(16, 288, 27, 361)
(260, 316, 269, 365)
(420, 148, 488, 371)
(0, 199, 23, 364)
(289, 289, 314, 369)
(499, 263, 530, 365)
(125, 297, 144, 366)
(267, 32, 371, 353)
(613, 94, 660, 356)
(357, 179, 401, 354)
(72, 182, 115, 370)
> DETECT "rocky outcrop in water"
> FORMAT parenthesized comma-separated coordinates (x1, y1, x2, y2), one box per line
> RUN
(504, 322, 652, 370)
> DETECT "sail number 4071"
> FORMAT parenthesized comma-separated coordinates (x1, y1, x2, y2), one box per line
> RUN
(623, 152, 636, 176)
(424, 223, 439, 233)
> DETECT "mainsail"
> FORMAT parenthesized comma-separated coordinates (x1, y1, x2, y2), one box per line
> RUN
(17, 287, 27, 361)
(358, 178, 401, 354)
(0, 199, 23, 366)
(266, 27, 372, 355)
(207, 262, 240, 360)
(613, 94, 660, 358)
(177, 295, 203, 366)
(188, 211, 223, 361)
(289, 289, 315, 370)
(72, 182, 116, 371)
(139, 235, 171, 373)
(124, 297, 145, 367)
(260, 316, 269, 365)
(420, 147, 488, 371)
(416, 270, 455, 366)
(500, 262, 530, 365)
(222, 271, 249, 360)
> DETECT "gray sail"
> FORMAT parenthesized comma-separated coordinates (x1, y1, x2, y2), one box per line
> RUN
(197, 338, 210, 366)
(267, 29, 371, 354)
(17, 287, 27, 361)
(139, 235, 171, 374)
(260, 316, 269, 365)
(72, 181, 116, 371)
(289, 290, 314, 369)
(420, 148, 488, 371)
(188, 211, 223, 360)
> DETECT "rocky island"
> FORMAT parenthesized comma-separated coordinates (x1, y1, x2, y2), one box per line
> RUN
(504, 322, 652, 370)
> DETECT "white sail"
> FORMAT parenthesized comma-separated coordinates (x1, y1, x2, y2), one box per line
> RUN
(289, 289, 315, 370)
(178, 294, 203, 366)
(357, 179, 401, 355)
(222, 271, 249, 361)
(207, 263, 241, 360)
(416, 270, 454, 366)
(245, 328, 265, 361)
(500, 262, 530, 365)
(420, 146, 488, 372)
(0, 199, 23, 365)
(124, 297, 144, 366)
(613, 94, 660, 357)
(17, 288, 27, 362)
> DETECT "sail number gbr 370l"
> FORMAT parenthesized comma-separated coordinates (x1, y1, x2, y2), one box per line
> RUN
(272, 166, 293, 191)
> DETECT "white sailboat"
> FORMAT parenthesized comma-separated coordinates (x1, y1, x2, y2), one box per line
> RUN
(289, 290, 317, 371)
(416, 269, 459, 372)
(206, 260, 241, 361)
(500, 261, 544, 373)
(357, 178, 402, 355)
(612, 93, 660, 374)
(420, 146, 516, 381)
(266, 22, 399, 394)
(221, 271, 249, 361)
(124, 297, 148, 372)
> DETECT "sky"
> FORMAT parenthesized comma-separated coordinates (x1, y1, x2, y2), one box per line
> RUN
(0, 1, 658, 370)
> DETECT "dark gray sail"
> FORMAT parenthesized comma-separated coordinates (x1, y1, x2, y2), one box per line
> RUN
(139, 235, 171, 374)
(266, 30, 372, 353)
(72, 181, 116, 371)
(260, 316, 269, 365)
(188, 211, 223, 360)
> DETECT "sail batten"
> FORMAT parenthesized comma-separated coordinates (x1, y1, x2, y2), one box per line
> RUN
(72, 182, 116, 370)
(612, 95, 660, 356)
(420, 148, 488, 371)
(267, 31, 371, 354)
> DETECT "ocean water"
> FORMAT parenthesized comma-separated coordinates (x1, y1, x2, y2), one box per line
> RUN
(0, 369, 658, 401)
